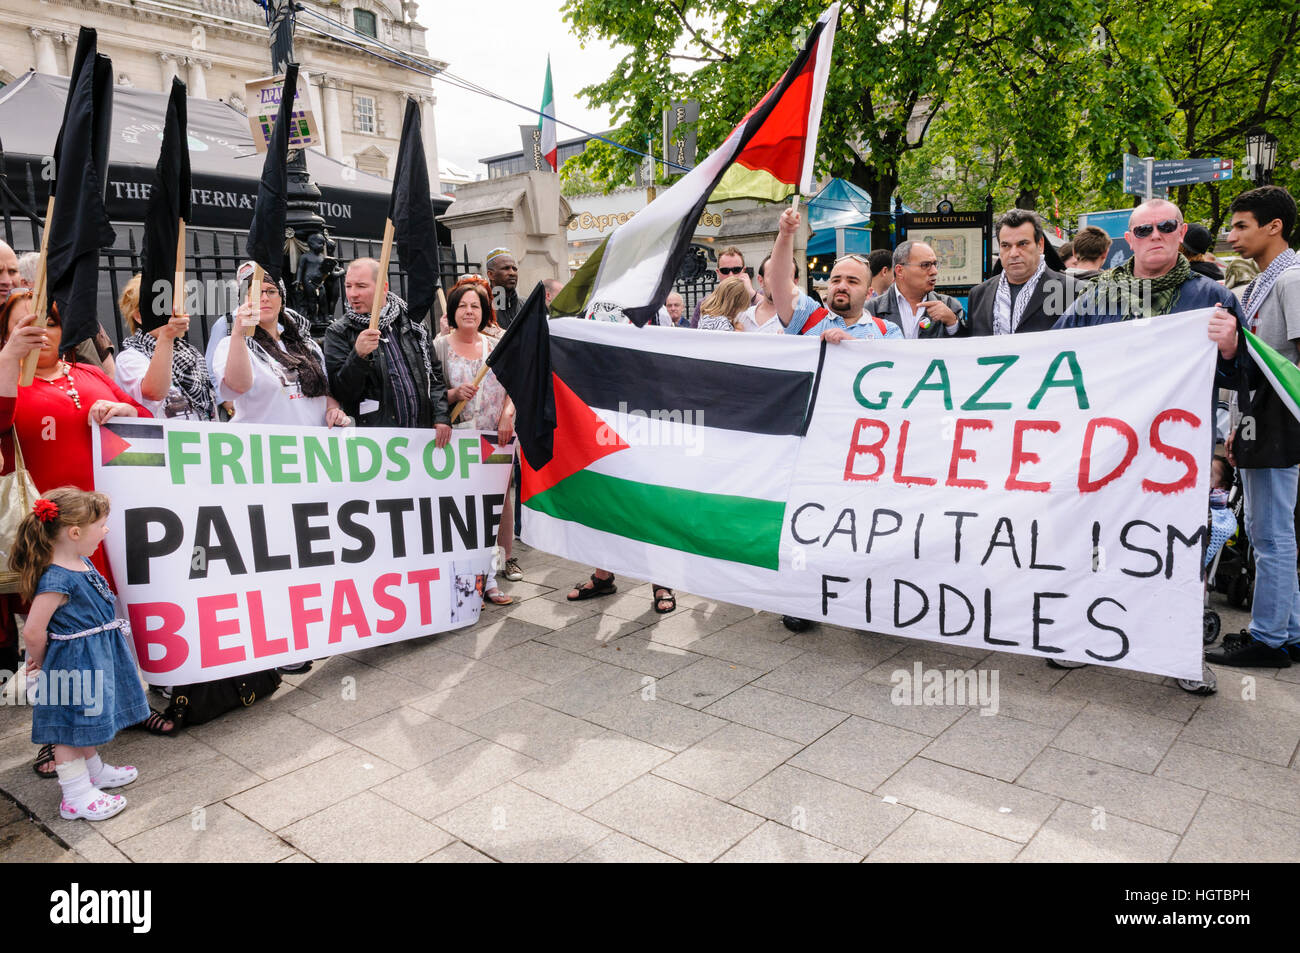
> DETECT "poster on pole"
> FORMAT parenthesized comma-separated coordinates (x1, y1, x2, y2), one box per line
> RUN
(245, 70, 320, 152)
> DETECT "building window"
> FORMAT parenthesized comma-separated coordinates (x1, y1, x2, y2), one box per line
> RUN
(356, 94, 376, 134)
(354, 8, 377, 37)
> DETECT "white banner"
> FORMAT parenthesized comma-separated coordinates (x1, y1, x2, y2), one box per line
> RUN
(93, 421, 514, 685)
(524, 313, 1218, 680)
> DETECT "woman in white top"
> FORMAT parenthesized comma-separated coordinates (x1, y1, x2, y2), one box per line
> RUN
(696, 277, 752, 332)
(115, 275, 219, 421)
(214, 275, 350, 428)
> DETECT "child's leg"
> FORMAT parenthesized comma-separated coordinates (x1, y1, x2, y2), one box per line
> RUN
(53, 753, 126, 821)
(85, 745, 138, 790)
(53, 744, 81, 765)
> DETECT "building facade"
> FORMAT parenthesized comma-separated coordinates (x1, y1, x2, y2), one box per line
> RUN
(0, 0, 445, 184)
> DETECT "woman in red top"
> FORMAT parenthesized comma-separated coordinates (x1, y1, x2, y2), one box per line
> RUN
(1, 291, 175, 767)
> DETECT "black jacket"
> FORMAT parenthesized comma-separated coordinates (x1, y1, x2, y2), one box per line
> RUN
(865, 286, 966, 339)
(964, 268, 1082, 336)
(324, 315, 451, 428)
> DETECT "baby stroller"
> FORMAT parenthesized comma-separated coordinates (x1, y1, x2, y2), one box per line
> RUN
(1178, 486, 1239, 695)
(1208, 473, 1253, 616)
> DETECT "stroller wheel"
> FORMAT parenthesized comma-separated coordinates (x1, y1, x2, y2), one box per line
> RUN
(1203, 611, 1221, 644)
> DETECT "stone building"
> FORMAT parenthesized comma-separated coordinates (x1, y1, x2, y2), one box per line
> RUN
(0, 0, 444, 184)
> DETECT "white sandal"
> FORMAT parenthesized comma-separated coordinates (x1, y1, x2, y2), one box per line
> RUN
(60, 790, 127, 821)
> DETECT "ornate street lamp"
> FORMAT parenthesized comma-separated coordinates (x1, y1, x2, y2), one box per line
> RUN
(1245, 126, 1279, 185)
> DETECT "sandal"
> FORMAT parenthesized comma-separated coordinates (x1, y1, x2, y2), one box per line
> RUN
(135, 709, 178, 736)
(485, 588, 514, 605)
(33, 742, 56, 779)
(652, 586, 676, 614)
(567, 572, 617, 601)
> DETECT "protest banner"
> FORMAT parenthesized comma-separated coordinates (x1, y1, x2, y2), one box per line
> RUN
(92, 421, 515, 685)
(518, 313, 1216, 680)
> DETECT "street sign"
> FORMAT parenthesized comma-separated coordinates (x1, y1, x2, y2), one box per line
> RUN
(1151, 158, 1234, 188)
(1122, 153, 1145, 195)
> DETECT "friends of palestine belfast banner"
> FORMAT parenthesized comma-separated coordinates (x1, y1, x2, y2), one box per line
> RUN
(93, 422, 515, 685)
(520, 314, 1218, 681)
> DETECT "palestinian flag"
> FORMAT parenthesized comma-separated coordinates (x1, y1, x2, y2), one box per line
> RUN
(510, 319, 820, 589)
(100, 422, 166, 467)
(538, 56, 557, 172)
(479, 434, 516, 466)
(1243, 326, 1300, 423)
(550, 3, 839, 326)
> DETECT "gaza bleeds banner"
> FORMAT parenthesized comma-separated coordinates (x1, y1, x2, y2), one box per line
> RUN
(92, 422, 515, 685)
(523, 313, 1216, 680)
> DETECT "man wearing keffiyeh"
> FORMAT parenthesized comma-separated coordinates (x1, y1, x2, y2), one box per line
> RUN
(323, 257, 452, 445)
(963, 209, 1081, 337)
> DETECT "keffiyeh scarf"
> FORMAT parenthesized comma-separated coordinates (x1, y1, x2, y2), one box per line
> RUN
(342, 291, 432, 427)
(1090, 254, 1193, 320)
(993, 256, 1048, 335)
(121, 330, 218, 420)
(1241, 247, 1300, 332)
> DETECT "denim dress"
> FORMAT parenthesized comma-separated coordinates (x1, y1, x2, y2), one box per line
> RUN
(30, 559, 150, 746)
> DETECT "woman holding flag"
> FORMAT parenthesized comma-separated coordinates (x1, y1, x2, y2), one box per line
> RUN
(115, 275, 219, 422)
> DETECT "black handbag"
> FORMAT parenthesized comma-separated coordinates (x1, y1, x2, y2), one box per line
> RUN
(165, 669, 282, 727)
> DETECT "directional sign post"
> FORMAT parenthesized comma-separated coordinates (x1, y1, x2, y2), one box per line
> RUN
(1114, 155, 1234, 196)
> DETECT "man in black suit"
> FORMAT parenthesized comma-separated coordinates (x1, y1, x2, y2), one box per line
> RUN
(964, 209, 1081, 336)
(864, 240, 967, 338)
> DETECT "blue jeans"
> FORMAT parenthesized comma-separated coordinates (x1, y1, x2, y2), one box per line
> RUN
(1242, 465, 1300, 648)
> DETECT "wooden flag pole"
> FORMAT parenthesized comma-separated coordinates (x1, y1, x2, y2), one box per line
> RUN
(172, 218, 187, 318)
(18, 194, 57, 387)
(436, 286, 448, 325)
(244, 264, 264, 336)
(369, 218, 396, 331)
(449, 365, 489, 423)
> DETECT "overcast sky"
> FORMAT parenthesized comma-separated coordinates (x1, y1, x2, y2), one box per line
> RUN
(417, 2, 628, 177)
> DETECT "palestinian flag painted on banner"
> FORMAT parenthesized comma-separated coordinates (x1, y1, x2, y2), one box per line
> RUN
(100, 421, 166, 467)
(538, 56, 557, 172)
(1243, 326, 1300, 423)
(550, 3, 839, 327)
(513, 319, 820, 581)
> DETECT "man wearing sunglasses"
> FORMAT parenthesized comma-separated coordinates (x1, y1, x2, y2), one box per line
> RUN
(689, 246, 759, 328)
(963, 209, 1081, 337)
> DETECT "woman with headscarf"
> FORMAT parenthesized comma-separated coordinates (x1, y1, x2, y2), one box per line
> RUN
(115, 275, 219, 422)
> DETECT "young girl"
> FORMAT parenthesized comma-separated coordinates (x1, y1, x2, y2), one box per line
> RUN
(12, 487, 150, 820)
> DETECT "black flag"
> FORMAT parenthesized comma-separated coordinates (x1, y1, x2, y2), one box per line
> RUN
(45, 27, 115, 351)
(486, 282, 555, 467)
(139, 77, 192, 333)
(390, 98, 437, 326)
(246, 63, 299, 284)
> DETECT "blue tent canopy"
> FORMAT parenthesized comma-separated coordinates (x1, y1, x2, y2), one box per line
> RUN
(806, 179, 913, 257)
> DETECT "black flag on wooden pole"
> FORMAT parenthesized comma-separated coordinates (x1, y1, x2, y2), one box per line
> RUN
(389, 98, 438, 326)
(246, 62, 298, 284)
(140, 77, 192, 333)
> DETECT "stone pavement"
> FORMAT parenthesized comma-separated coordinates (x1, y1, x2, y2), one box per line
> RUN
(2, 541, 1299, 863)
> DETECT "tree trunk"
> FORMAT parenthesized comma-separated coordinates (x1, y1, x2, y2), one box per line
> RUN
(1015, 187, 1038, 211)
(851, 166, 899, 251)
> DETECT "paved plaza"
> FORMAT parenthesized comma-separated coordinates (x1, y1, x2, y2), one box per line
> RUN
(2, 542, 1299, 863)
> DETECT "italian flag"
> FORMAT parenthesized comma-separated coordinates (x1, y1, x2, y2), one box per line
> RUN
(1243, 326, 1300, 424)
(515, 319, 820, 593)
(538, 56, 557, 172)
(550, 3, 839, 326)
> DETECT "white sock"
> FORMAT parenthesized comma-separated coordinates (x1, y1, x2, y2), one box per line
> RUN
(55, 758, 94, 806)
(88, 752, 138, 789)
(86, 753, 104, 779)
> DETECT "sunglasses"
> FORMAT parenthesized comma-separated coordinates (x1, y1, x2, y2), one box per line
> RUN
(1131, 219, 1181, 239)
(717, 266, 745, 275)
(833, 254, 870, 266)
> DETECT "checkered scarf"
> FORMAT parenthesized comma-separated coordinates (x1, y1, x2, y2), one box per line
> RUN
(1241, 248, 1300, 331)
(993, 257, 1047, 335)
(342, 291, 433, 427)
(121, 330, 218, 420)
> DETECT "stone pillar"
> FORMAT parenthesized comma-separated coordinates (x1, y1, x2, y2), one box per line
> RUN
(416, 92, 440, 193)
(321, 78, 344, 161)
(159, 52, 180, 88)
(30, 28, 59, 76)
(186, 57, 209, 100)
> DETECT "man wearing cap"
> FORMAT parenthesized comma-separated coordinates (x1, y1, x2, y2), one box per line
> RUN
(324, 256, 451, 443)
(486, 248, 521, 329)
(1182, 224, 1225, 281)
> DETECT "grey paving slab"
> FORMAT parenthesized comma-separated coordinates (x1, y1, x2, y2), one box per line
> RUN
(586, 693, 729, 753)
(486, 641, 600, 685)
(0, 820, 78, 862)
(823, 673, 971, 736)
(534, 614, 649, 653)
(568, 831, 681, 863)
(497, 596, 603, 632)
(515, 730, 671, 811)
(1173, 793, 1300, 863)
(732, 765, 911, 855)
(866, 812, 1021, 862)
(527, 661, 646, 717)
(717, 612, 805, 643)
(422, 840, 497, 862)
(877, 757, 1059, 843)
(436, 615, 556, 657)
(437, 781, 610, 863)
(117, 802, 296, 863)
(409, 666, 549, 726)
(781, 627, 906, 667)
(225, 747, 401, 831)
(640, 608, 738, 648)
(374, 739, 539, 821)
(653, 723, 802, 801)
(1157, 741, 1300, 817)
(1050, 665, 1203, 723)
(690, 629, 805, 672)
(93, 754, 264, 843)
(585, 775, 763, 863)
(921, 709, 1058, 782)
(461, 699, 605, 764)
(365, 644, 500, 693)
(1018, 747, 1205, 834)
(1016, 801, 1179, 862)
(858, 646, 994, 688)
(972, 681, 1086, 729)
(716, 820, 861, 863)
(280, 791, 454, 862)
(277, 852, 314, 862)
(585, 636, 701, 678)
(291, 661, 434, 734)
(753, 652, 870, 703)
(1179, 695, 1300, 766)
(93, 725, 224, 786)
(190, 709, 352, 780)
(339, 706, 478, 771)
(1051, 703, 1183, 773)
(1205, 672, 1300, 713)
(789, 716, 930, 793)
(653, 657, 764, 710)
(703, 685, 847, 744)
(972, 651, 1071, 692)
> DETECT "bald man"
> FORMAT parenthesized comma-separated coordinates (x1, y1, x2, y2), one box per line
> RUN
(0, 241, 19, 299)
